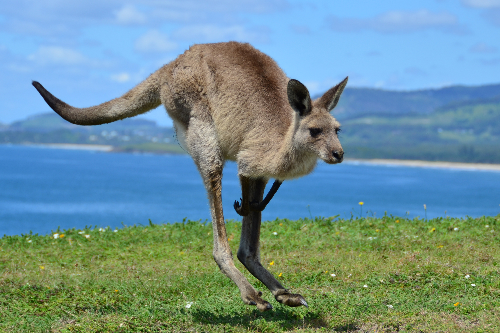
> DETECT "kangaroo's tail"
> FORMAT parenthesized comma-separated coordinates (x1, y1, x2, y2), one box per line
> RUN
(32, 70, 163, 126)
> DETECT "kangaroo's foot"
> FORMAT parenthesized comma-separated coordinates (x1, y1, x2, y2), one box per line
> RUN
(243, 290, 273, 311)
(274, 289, 308, 308)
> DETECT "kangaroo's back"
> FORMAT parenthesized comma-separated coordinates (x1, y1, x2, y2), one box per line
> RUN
(160, 42, 293, 160)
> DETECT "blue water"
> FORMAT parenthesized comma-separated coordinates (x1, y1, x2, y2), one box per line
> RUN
(1, 145, 499, 236)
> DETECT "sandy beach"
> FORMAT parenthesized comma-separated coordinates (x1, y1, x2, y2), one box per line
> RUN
(345, 158, 500, 172)
(26, 143, 113, 152)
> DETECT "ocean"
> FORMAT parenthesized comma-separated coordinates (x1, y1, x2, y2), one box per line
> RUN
(1, 145, 499, 236)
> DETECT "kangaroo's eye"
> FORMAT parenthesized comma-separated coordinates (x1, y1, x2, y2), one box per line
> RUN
(335, 128, 342, 135)
(309, 128, 322, 138)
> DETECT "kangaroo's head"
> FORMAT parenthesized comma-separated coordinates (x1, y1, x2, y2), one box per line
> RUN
(287, 77, 348, 164)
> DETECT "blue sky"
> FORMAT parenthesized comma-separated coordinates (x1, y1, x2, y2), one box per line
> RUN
(1, 0, 499, 126)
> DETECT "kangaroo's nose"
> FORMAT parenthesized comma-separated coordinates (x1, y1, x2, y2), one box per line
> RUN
(333, 150, 344, 161)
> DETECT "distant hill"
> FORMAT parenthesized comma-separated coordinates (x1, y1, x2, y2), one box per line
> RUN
(1, 113, 183, 154)
(332, 83, 500, 120)
(8, 113, 164, 133)
(340, 99, 500, 163)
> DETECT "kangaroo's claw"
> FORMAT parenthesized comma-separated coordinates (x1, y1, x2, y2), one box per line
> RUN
(234, 199, 249, 216)
(243, 290, 273, 311)
(275, 290, 308, 308)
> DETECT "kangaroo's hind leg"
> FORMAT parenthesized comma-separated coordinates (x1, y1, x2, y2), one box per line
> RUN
(237, 177, 308, 308)
(185, 111, 272, 311)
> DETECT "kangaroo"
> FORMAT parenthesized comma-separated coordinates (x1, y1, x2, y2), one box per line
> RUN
(32, 41, 347, 311)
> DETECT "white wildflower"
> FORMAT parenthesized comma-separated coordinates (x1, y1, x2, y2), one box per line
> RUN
(85, 234, 90, 239)
(78, 231, 84, 234)
(485, 225, 489, 228)
(53, 233, 59, 239)
(27, 239, 32, 243)
(387, 305, 393, 309)
(471, 284, 476, 287)
(114, 229, 118, 233)
(465, 274, 470, 279)
(331, 273, 336, 277)
(363, 284, 368, 288)
(273, 232, 278, 235)
(454, 227, 459, 231)
(185, 301, 193, 309)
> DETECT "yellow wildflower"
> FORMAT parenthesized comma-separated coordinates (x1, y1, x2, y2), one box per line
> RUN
(430, 228, 436, 233)
(359, 202, 364, 206)
(278, 273, 282, 277)
(454, 302, 460, 307)
(269, 261, 275, 266)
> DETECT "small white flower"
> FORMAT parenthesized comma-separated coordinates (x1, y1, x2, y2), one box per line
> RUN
(363, 284, 368, 288)
(185, 301, 193, 309)
(27, 239, 32, 243)
(485, 225, 489, 228)
(465, 274, 470, 279)
(471, 284, 476, 287)
(387, 305, 393, 309)
(53, 233, 59, 239)
(114, 229, 118, 233)
(348, 274, 352, 277)
(331, 273, 336, 277)
(85, 234, 90, 239)
(78, 231, 84, 234)
(454, 227, 459, 231)
(99, 228, 105, 232)
(273, 232, 278, 235)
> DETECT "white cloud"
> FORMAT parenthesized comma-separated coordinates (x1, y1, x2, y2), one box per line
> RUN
(469, 42, 497, 53)
(327, 10, 468, 34)
(27, 46, 87, 66)
(461, 0, 500, 8)
(173, 25, 271, 43)
(115, 5, 147, 25)
(111, 72, 131, 83)
(135, 30, 177, 53)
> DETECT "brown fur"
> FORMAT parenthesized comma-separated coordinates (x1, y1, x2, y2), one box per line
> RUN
(32, 41, 348, 311)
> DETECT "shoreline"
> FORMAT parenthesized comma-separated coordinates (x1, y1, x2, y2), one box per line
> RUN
(17, 143, 114, 152)
(4, 143, 500, 171)
(344, 158, 500, 171)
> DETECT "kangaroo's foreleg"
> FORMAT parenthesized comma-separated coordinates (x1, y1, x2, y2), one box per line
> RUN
(187, 114, 272, 311)
(237, 178, 308, 308)
(234, 178, 282, 216)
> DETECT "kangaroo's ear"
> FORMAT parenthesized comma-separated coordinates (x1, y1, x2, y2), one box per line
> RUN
(287, 79, 312, 117)
(317, 76, 348, 112)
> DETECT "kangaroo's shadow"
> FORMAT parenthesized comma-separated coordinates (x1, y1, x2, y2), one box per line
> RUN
(191, 306, 330, 330)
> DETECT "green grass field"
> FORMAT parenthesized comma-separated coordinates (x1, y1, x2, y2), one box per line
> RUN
(1, 215, 499, 332)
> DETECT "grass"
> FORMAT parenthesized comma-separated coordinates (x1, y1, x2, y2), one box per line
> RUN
(1, 215, 499, 332)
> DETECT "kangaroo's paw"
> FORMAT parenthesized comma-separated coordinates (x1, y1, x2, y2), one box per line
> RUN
(243, 290, 273, 312)
(233, 199, 249, 216)
(275, 290, 308, 308)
